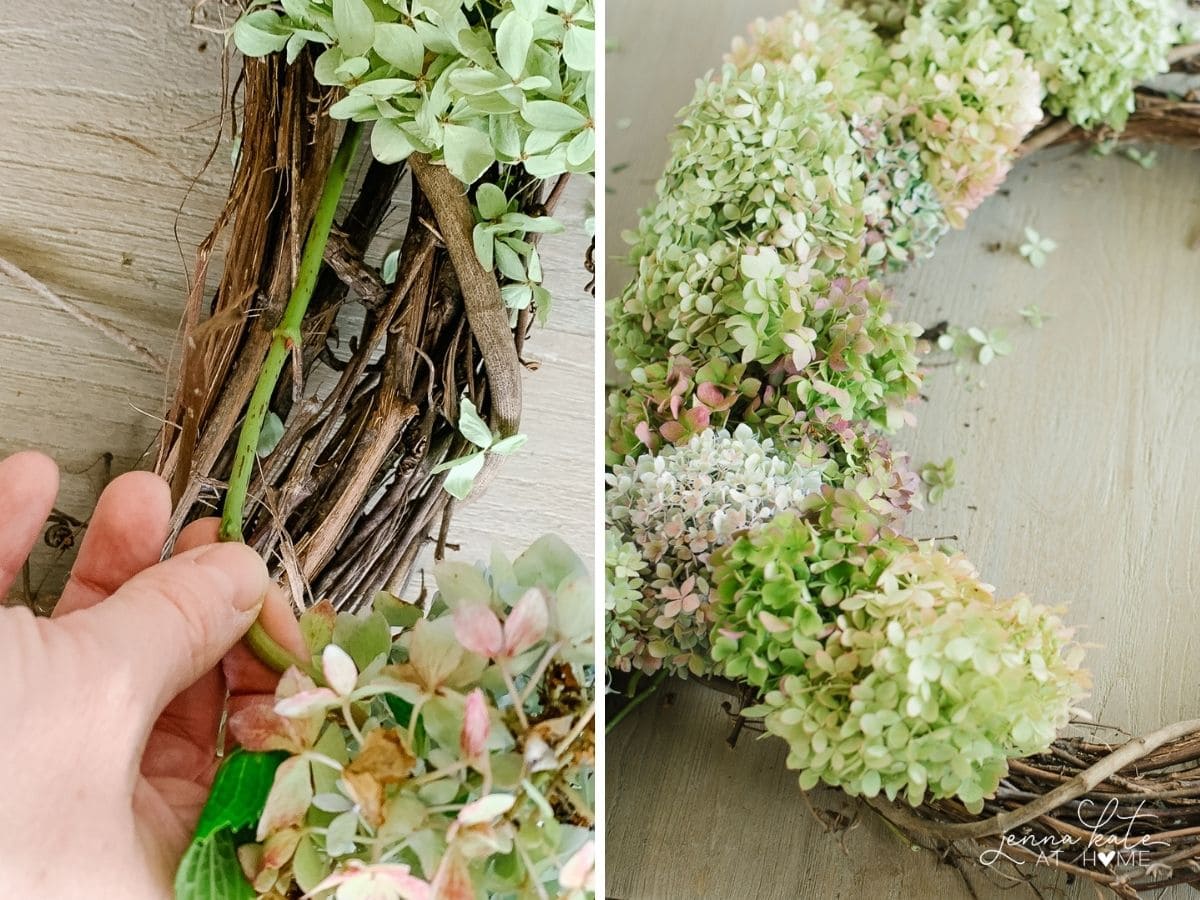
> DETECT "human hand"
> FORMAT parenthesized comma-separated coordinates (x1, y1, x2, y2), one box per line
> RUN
(0, 451, 306, 899)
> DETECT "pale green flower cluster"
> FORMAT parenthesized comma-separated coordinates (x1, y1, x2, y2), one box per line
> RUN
(859, 0, 1175, 130)
(605, 426, 825, 677)
(235, 0, 595, 186)
(709, 505, 915, 690)
(748, 546, 1088, 811)
(883, 17, 1043, 226)
(851, 115, 950, 270)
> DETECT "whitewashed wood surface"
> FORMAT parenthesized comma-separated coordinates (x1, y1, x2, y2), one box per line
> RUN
(0, 0, 595, 603)
(606, 2, 1200, 898)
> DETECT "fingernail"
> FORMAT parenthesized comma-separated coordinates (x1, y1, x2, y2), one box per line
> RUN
(190, 542, 270, 611)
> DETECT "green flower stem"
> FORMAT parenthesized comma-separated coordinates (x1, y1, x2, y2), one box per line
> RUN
(606, 668, 668, 735)
(218, 121, 364, 675)
(219, 120, 364, 544)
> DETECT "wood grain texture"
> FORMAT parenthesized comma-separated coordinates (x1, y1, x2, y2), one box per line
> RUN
(605, 2, 1200, 898)
(0, 0, 594, 601)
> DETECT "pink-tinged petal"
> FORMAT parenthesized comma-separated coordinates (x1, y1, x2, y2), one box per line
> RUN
(658, 420, 685, 444)
(322, 643, 359, 696)
(430, 853, 474, 900)
(633, 420, 654, 449)
(457, 793, 516, 825)
(256, 757, 313, 840)
(560, 840, 596, 891)
(276, 666, 319, 700)
(683, 404, 710, 430)
(460, 688, 490, 760)
(274, 687, 338, 719)
(310, 862, 431, 900)
(228, 701, 304, 754)
(452, 603, 504, 658)
(695, 382, 726, 409)
(502, 589, 549, 657)
(261, 827, 302, 871)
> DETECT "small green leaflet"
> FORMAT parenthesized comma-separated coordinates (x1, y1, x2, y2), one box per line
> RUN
(174, 829, 253, 900)
(175, 750, 288, 900)
(257, 411, 285, 457)
(193, 750, 290, 841)
(431, 395, 528, 500)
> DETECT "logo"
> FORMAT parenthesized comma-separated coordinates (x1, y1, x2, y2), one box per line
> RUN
(979, 799, 1168, 869)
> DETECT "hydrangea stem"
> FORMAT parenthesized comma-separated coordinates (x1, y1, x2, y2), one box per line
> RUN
(218, 121, 365, 672)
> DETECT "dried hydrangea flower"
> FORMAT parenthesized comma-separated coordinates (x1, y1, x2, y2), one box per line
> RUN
(750, 546, 1088, 812)
(726, 0, 888, 103)
(862, 0, 1174, 129)
(851, 116, 950, 270)
(227, 535, 594, 898)
(709, 503, 915, 690)
(605, 426, 826, 677)
(607, 275, 923, 462)
(883, 17, 1042, 226)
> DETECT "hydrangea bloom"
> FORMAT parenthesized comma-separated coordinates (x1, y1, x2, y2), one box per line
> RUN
(609, 59, 870, 375)
(709, 505, 915, 690)
(884, 18, 1043, 226)
(726, 0, 888, 103)
(861, 0, 1174, 130)
(605, 426, 825, 676)
(607, 276, 923, 462)
(851, 116, 950, 270)
(749, 547, 1088, 811)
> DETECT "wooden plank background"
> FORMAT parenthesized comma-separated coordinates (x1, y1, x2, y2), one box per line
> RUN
(0, 0, 595, 604)
(605, 2, 1200, 898)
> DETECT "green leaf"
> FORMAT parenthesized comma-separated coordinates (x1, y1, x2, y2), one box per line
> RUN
(442, 451, 487, 500)
(501, 283, 533, 309)
(291, 834, 330, 893)
(522, 100, 587, 132)
(502, 213, 564, 234)
(332, 610, 392, 670)
(373, 591, 423, 628)
(457, 395, 494, 449)
(562, 24, 595, 71)
(475, 183, 508, 220)
(473, 224, 495, 270)
(489, 433, 528, 455)
(495, 11, 534, 77)
(256, 411, 285, 457)
(443, 123, 495, 185)
(299, 601, 336, 658)
(193, 750, 290, 841)
(174, 829, 254, 900)
(370, 118, 416, 164)
(374, 22, 425, 75)
(233, 10, 292, 57)
(494, 240, 527, 282)
(430, 449, 484, 475)
(381, 247, 401, 284)
(333, 0, 376, 57)
(566, 127, 594, 167)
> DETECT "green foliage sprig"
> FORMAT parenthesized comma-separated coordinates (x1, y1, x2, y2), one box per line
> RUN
(235, 0, 595, 186)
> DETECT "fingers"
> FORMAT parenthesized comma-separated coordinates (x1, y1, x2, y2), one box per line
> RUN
(54, 471, 171, 617)
(224, 584, 309, 696)
(0, 451, 58, 600)
(173, 517, 219, 555)
(172, 517, 308, 693)
(63, 541, 269, 724)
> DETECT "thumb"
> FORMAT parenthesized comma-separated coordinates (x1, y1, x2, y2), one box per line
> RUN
(62, 542, 269, 724)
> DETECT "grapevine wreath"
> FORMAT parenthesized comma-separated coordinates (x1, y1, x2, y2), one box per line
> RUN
(59, 0, 603, 897)
(604, 1, 1200, 895)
